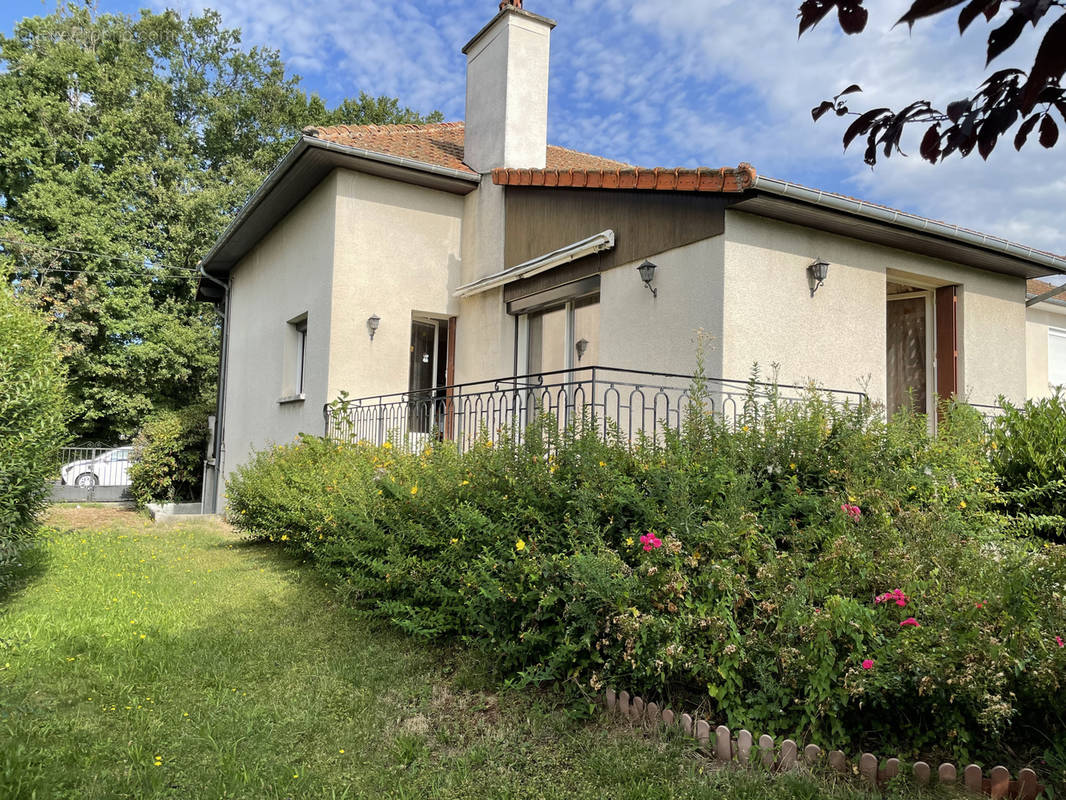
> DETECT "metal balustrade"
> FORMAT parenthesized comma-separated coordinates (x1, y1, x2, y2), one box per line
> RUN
(323, 366, 870, 453)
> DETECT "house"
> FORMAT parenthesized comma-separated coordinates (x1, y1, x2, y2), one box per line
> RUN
(196, 0, 1066, 512)
(1027, 279, 1066, 397)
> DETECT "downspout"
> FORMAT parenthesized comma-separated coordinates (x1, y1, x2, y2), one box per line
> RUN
(200, 264, 230, 514)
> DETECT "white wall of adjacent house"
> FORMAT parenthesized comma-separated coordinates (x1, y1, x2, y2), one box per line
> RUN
(719, 209, 1027, 407)
(1026, 302, 1066, 398)
(328, 169, 463, 401)
(218, 172, 339, 509)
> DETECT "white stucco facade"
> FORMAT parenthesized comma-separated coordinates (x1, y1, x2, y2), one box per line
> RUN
(720, 210, 1027, 407)
(1026, 302, 1066, 398)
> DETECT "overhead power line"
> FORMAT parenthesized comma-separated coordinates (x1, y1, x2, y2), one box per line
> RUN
(0, 237, 200, 274)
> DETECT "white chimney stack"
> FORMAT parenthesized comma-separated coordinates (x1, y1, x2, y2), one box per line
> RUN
(462, 1, 555, 174)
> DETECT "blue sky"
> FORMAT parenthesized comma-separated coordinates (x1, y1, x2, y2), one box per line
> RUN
(5, 0, 1066, 259)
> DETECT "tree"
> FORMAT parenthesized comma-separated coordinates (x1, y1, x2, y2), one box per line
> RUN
(0, 2, 442, 443)
(0, 283, 67, 588)
(801, 1, 1066, 165)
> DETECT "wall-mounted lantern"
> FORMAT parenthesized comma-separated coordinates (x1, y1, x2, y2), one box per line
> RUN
(637, 260, 658, 298)
(807, 259, 829, 297)
(575, 338, 589, 361)
(367, 314, 381, 341)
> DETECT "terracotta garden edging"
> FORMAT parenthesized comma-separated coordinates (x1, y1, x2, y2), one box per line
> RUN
(603, 688, 1045, 799)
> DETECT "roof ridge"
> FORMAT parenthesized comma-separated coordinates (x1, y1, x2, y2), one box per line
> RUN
(303, 121, 465, 138)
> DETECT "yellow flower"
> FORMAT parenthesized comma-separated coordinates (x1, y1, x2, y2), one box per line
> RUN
(599, 461, 606, 467)
(789, 463, 796, 470)
(625, 537, 634, 546)
(450, 538, 459, 544)
(460, 480, 470, 486)
(139, 634, 146, 639)
(515, 539, 526, 552)
(339, 749, 345, 754)
(959, 500, 967, 509)
(410, 486, 418, 496)
(280, 534, 289, 541)
(382, 441, 392, 450)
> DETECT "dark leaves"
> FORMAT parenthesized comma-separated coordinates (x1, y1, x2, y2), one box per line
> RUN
(1020, 14, 1066, 112)
(798, 0, 869, 35)
(947, 99, 971, 123)
(959, 0, 1001, 33)
(1039, 114, 1059, 148)
(897, 0, 967, 28)
(1014, 113, 1041, 149)
(987, 12, 1028, 63)
(920, 124, 942, 161)
(838, 3, 869, 33)
(812, 101, 835, 121)
(843, 108, 892, 149)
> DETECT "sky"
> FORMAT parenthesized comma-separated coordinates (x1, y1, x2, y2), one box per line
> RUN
(4, 0, 1066, 262)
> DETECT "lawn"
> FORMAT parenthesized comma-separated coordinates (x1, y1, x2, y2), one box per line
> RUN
(0, 507, 949, 799)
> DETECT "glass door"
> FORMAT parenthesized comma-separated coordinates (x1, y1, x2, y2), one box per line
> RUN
(408, 319, 448, 434)
(887, 294, 929, 416)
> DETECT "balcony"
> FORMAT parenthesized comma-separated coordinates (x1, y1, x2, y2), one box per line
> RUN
(323, 366, 870, 453)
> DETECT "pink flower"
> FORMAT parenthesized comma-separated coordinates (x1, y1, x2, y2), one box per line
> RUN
(639, 533, 662, 552)
(874, 589, 908, 608)
(975, 602, 984, 609)
(840, 503, 862, 521)
(1057, 636, 1064, 648)
(900, 617, 920, 627)
(861, 659, 874, 670)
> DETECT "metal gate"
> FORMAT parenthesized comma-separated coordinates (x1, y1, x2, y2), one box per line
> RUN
(50, 443, 133, 502)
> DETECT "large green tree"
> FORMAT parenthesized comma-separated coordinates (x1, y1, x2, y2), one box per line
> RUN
(0, 3, 441, 443)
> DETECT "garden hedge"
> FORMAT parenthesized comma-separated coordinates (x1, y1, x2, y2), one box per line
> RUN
(227, 386, 1066, 779)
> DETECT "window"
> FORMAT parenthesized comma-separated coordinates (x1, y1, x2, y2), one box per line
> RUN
(524, 296, 600, 374)
(1050, 328, 1066, 388)
(294, 319, 307, 394)
(281, 314, 308, 402)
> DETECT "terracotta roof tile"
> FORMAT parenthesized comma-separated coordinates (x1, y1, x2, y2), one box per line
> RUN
(492, 163, 758, 193)
(301, 122, 632, 176)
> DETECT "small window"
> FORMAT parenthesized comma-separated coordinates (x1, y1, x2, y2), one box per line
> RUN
(294, 319, 307, 394)
(1050, 328, 1066, 388)
(282, 314, 308, 401)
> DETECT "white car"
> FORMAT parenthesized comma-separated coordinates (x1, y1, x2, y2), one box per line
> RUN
(60, 447, 133, 487)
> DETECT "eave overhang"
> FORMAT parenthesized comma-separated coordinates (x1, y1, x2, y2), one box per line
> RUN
(195, 137, 480, 302)
(739, 176, 1066, 281)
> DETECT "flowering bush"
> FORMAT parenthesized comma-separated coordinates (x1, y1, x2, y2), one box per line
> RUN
(227, 384, 1066, 774)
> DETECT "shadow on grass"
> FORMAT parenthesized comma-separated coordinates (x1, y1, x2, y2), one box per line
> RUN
(0, 537, 51, 606)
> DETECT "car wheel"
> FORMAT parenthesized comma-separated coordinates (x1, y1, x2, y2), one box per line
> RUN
(74, 473, 99, 488)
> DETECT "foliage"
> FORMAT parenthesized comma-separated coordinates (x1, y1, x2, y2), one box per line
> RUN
(0, 285, 67, 588)
(801, 1, 1066, 164)
(0, 508, 923, 800)
(0, 2, 443, 442)
(228, 386, 1066, 770)
(127, 402, 213, 506)
(990, 390, 1066, 539)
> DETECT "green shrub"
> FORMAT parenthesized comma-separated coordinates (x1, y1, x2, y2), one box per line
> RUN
(128, 402, 212, 506)
(990, 391, 1066, 540)
(227, 389, 1066, 771)
(0, 286, 68, 587)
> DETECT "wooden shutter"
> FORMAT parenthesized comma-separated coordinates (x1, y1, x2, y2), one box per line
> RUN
(935, 285, 958, 404)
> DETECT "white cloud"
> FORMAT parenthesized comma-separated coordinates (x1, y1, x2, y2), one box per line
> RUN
(153, 0, 1066, 256)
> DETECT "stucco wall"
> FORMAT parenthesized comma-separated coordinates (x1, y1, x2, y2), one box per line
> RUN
(598, 236, 725, 378)
(1026, 302, 1066, 398)
(219, 173, 339, 506)
(328, 169, 464, 400)
(721, 210, 1027, 406)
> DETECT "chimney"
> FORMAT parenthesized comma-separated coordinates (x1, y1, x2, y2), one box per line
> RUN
(462, 1, 555, 173)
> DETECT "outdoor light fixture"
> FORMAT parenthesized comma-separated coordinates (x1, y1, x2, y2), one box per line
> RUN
(807, 259, 829, 297)
(367, 314, 381, 341)
(637, 260, 658, 298)
(575, 338, 589, 361)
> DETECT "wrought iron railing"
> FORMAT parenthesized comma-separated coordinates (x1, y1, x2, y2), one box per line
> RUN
(323, 366, 869, 453)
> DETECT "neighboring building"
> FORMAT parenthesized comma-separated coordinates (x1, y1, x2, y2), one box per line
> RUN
(196, 1, 1066, 512)
(1026, 279, 1066, 398)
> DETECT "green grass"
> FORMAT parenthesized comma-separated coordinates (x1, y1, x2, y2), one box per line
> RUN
(0, 508, 953, 799)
